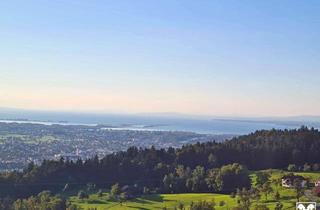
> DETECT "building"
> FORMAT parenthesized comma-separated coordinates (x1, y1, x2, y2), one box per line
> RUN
(281, 174, 307, 188)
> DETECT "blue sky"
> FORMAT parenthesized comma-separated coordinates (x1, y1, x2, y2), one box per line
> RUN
(1, 0, 320, 116)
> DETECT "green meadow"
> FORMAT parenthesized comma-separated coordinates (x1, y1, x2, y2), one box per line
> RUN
(70, 193, 235, 210)
(69, 170, 320, 210)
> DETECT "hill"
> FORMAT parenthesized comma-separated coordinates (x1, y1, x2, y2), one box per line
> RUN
(69, 170, 320, 209)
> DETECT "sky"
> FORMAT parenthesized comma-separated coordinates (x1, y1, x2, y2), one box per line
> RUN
(1, 0, 320, 117)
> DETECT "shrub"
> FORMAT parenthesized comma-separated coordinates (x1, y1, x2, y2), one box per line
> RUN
(219, 200, 225, 206)
(189, 200, 215, 210)
(230, 192, 236, 198)
(287, 164, 297, 172)
(303, 163, 311, 172)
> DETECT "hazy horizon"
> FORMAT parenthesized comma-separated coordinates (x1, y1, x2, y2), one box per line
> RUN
(1, 1, 320, 116)
(1, 106, 320, 122)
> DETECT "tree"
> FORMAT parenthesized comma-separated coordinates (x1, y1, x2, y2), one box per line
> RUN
(97, 189, 103, 197)
(287, 164, 297, 172)
(275, 202, 283, 210)
(78, 190, 88, 200)
(303, 163, 311, 172)
(3, 127, 320, 199)
(66, 204, 80, 210)
(230, 192, 236, 198)
(186, 166, 206, 192)
(163, 174, 176, 193)
(261, 182, 273, 200)
(219, 200, 225, 206)
(293, 179, 304, 202)
(236, 188, 253, 210)
(178, 202, 185, 210)
(189, 200, 215, 210)
(13, 191, 67, 210)
(0, 197, 13, 210)
(250, 187, 261, 203)
(208, 163, 250, 192)
(206, 168, 219, 192)
(110, 183, 120, 199)
(274, 191, 280, 201)
(119, 192, 128, 204)
(208, 153, 218, 167)
(255, 172, 271, 186)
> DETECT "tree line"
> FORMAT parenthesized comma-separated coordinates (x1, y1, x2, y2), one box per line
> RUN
(0, 126, 319, 199)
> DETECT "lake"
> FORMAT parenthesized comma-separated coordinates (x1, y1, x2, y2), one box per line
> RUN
(0, 109, 319, 134)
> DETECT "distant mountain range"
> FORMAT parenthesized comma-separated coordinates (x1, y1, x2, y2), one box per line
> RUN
(1, 107, 320, 123)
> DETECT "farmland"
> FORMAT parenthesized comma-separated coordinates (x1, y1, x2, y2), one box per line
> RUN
(69, 170, 320, 210)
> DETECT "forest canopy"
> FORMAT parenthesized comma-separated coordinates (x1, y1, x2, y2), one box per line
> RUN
(0, 126, 319, 198)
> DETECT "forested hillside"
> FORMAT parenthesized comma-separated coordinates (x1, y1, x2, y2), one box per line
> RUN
(1, 127, 319, 198)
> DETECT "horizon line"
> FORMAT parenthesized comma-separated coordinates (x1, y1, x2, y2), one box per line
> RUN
(0, 106, 319, 121)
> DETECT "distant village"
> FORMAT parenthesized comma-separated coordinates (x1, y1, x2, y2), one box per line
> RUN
(0, 122, 230, 171)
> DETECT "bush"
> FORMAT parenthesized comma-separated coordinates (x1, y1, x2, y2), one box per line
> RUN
(275, 202, 283, 210)
(219, 200, 225, 206)
(274, 191, 280, 201)
(119, 192, 128, 202)
(189, 200, 215, 210)
(177, 202, 184, 210)
(303, 163, 311, 172)
(287, 164, 297, 172)
(66, 204, 79, 210)
(110, 183, 120, 198)
(230, 192, 236, 198)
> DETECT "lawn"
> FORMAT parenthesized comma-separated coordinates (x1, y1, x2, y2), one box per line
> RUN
(69, 170, 320, 210)
(70, 193, 236, 210)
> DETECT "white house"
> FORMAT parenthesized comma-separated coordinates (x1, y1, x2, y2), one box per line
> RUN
(281, 174, 307, 188)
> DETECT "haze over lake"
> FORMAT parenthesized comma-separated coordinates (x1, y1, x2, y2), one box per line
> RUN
(0, 108, 319, 135)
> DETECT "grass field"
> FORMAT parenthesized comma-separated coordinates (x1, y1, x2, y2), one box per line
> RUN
(70, 193, 236, 210)
(69, 170, 320, 210)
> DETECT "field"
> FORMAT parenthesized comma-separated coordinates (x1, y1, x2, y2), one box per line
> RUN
(69, 193, 236, 210)
(69, 170, 320, 210)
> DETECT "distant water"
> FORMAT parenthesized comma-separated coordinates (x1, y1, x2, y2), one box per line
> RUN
(0, 110, 319, 135)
